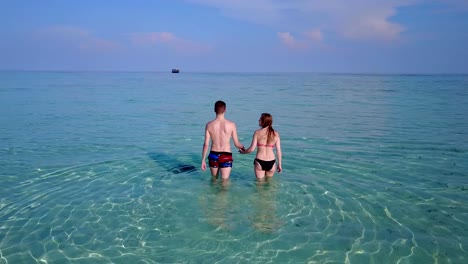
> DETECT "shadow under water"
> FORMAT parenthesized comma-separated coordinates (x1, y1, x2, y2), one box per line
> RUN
(147, 152, 197, 174)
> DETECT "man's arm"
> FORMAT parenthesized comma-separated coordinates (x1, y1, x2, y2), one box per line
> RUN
(231, 123, 244, 150)
(201, 124, 210, 171)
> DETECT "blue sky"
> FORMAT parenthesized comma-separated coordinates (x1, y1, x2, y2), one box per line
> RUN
(1, 0, 467, 73)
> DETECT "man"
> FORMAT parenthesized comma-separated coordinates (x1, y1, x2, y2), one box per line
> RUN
(201, 100, 244, 179)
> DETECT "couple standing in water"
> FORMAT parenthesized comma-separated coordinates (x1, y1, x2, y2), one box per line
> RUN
(201, 100, 282, 180)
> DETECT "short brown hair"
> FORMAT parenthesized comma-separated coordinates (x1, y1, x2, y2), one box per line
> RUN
(214, 100, 226, 114)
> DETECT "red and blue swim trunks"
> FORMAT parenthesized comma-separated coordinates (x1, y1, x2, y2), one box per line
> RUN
(208, 151, 233, 168)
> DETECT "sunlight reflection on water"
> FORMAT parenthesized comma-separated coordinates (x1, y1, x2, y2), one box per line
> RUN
(0, 72, 467, 263)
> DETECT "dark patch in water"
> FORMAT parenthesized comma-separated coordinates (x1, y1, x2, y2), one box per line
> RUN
(147, 152, 197, 174)
(449, 148, 463, 153)
(171, 165, 196, 174)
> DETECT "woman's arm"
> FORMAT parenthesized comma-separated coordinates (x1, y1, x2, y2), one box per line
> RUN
(242, 131, 257, 154)
(275, 132, 282, 172)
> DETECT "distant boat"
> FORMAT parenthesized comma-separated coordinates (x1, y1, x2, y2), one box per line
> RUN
(172, 69, 180, 73)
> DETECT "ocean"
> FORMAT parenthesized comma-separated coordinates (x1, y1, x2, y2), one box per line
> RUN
(0, 71, 467, 263)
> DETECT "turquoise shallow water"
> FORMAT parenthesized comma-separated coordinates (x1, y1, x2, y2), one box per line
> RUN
(0, 72, 467, 263)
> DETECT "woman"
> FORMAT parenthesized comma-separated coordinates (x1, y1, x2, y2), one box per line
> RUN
(241, 113, 282, 179)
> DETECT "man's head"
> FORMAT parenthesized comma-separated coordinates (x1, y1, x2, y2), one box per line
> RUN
(214, 100, 226, 114)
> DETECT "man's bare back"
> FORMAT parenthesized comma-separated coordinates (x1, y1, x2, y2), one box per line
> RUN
(206, 118, 237, 152)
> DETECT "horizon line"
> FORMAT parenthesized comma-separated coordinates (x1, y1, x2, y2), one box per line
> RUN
(1, 69, 468, 76)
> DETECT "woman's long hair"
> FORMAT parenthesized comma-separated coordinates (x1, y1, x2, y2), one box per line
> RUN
(259, 113, 275, 143)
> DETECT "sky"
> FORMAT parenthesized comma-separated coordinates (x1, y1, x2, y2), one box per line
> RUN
(1, 0, 467, 73)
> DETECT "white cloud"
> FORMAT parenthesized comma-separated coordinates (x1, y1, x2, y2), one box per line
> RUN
(36, 26, 120, 52)
(130, 32, 212, 55)
(277, 30, 324, 51)
(187, 0, 283, 24)
(187, 0, 422, 41)
(305, 29, 323, 43)
(130, 32, 178, 44)
(277, 32, 296, 48)
(35, 27, 211, 55)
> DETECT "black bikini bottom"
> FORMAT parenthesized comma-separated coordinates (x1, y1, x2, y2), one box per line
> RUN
(254, 159, 276, 171)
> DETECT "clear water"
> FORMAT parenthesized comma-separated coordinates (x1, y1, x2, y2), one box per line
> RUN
(0, 72, 467, 263)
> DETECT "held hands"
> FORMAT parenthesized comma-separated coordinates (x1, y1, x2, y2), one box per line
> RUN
(238, 146, 246, 154)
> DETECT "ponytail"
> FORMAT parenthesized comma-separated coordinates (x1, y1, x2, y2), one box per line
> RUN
(267, 126, 275, 143)
(260, 113, 275, 143)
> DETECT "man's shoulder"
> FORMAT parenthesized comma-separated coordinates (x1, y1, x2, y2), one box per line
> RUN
(224, 118, 236, 126)
(207, 118, 236, 129)
(206, 119, 217, 126)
